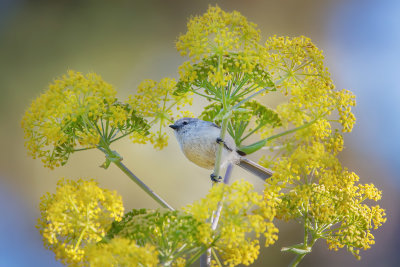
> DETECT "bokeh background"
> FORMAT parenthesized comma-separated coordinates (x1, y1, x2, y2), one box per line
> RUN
(0, 0, 399, 266)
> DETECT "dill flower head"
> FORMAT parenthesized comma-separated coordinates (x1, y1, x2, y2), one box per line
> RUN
(176, 5, 260, 60)
(128, 78, 193, 150)
(264, 140, 387, 259)
(176, 52, 275, 98)
(105, 209, 211, 265)
(258, 37, 357, 176)
(21, 70, 149, 169)
(258, 35, 383, 259)
(86, 237, 159, 267)
(37, 178, 124, 265)
(264, 36, 356, 133)
(186, 180, 278, 267)
(175, 5, 275, 99)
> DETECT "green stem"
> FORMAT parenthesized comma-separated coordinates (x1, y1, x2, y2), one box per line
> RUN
(289, 253, 307, 267)
(289, 235, 317, 267)
(239, 118, 319, 155)
(212, 163, 233, 229)
(232, 86, 271, 110)
(109, 131, 132, 143)
(212, 117, 230, 184)
(234, 83, 260, 99)
(211, 248, 222, 267)
(73, 147, 94, 152)
(201, 115, 231, 267)
(188, 246, 210, 267)
(231, 74, 249, 96)
(73, 227, 87, 251)
(80, 114, 174, 210)
(240, 123, 263, 143)
(192, 90, 219, 101)
(112, 159, 174, 211)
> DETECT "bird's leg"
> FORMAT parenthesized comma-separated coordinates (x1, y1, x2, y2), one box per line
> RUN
(216, 137, 233, 152)
(210, 173, 222, 182)
(216, 137, 224, 144)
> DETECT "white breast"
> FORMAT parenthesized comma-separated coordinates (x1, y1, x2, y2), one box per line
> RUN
(176, 124, 239, 169)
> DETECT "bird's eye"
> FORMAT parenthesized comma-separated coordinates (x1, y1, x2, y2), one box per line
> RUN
(182, 121, 188, 125)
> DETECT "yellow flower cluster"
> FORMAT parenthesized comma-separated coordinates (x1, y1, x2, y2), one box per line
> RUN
(264, 139, 386, 259)
(105, 209, 212, 265)
(129, 78, 192, 149)
(177, 52, 274, 95)
(176, 5, 275, 94)
(176, 5, 260, 60)
(264, 36, 356, 133)
(21, 71, 115, 168)
(37, 178, 124, 265)
(86, 237, 159, 267)
(264, 36, 327, 79)
(186, 180, 278, 266)
(22, 70, 148, 169)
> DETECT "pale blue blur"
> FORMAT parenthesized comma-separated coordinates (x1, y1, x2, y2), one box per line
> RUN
(329, 0, 400, 176)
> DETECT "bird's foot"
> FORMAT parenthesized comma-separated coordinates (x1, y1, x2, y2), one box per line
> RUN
(216, 137, 233, 152)
(210, 173, 222, 183)
(216, 137, 224, 144)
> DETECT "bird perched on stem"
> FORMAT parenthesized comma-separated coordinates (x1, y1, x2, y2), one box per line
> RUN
(170, 118, 273, 182)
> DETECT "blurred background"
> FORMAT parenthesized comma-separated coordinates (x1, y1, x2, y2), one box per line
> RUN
(0, 0, 399, 266)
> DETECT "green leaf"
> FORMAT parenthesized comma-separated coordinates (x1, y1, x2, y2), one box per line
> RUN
(107, 150, 122, 162)
(173, 80, 191, 96)
(239, 139, 267, 154)
(245, 101, 281, 128)
(199, 103, 223, 125)
(101, 149, 123, 169)
(100, 158, 111, 169)
(239, 119, 319, 154)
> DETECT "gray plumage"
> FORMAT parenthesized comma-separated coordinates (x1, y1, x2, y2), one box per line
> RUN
(169, 118, 273, 181)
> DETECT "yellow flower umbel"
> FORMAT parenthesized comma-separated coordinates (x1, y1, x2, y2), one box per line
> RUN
(186, 180, 278, 267)
(174, 6, 384, 264)
(264, 36, 356, 132)
(258, 37, 385, 261)
(177, 5, 260, 60)
(176, 5, 274, 99)
(37, 178, 124, 265)
(104, 209, 212, 266)
(129, 78, 192, 149)
(86, 237, 159, 267)
(264, 126, 386, 260)
(21, 70, 149, 169)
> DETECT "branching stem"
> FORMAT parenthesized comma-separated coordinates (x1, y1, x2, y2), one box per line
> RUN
(112, 159, 174, 211)
(212, 117, 230, 184)
(98, 145, 174, 211)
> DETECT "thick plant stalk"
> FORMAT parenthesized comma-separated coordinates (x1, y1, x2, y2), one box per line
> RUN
(212, 163, 233, 230)
(113, 160, 175, 211)
(212, 117, 230, 184)
(290, 254, 307, 267)
(99, 146, 174, 211)
(200, 164, 233, 267)
(201, 126, 234, 267)
(289, 234, 317, 267)
(203, 116, 231, 266)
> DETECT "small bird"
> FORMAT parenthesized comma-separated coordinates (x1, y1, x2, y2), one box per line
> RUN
(169, 117, 273, 181)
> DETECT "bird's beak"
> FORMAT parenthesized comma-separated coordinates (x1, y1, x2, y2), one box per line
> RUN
(169, 124, 179, 130)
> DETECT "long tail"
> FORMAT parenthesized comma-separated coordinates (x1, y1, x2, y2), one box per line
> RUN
(238, 157, 273, 181)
